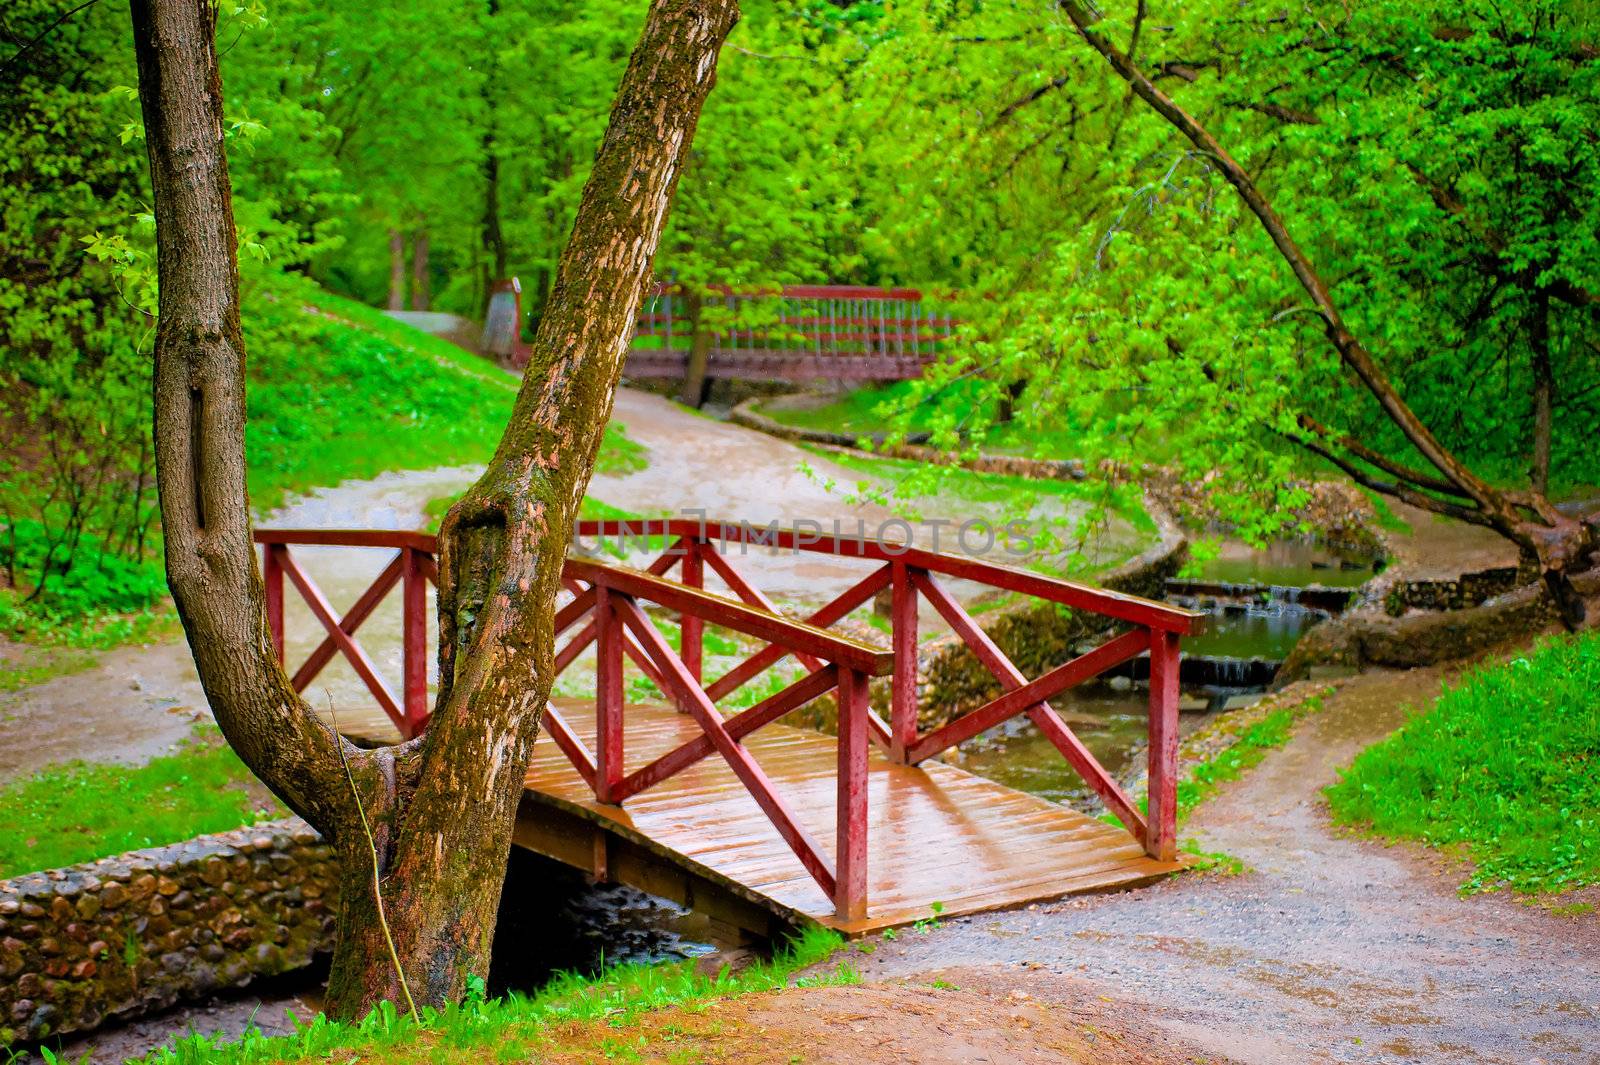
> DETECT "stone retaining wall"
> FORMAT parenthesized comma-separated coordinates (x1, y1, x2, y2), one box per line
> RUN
(1383, 561, 1539, 616)
(1277, 567, 1599, 683)
(0, 820, 334, 1047)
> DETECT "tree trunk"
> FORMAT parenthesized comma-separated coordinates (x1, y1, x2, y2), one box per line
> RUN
(388, 229, 406, 310)
(131, 0, 740, 1019)
(678, 290, 713, 408)
(411, 230, 431, 312)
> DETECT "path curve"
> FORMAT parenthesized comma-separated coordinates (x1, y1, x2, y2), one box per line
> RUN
(852, 662, 1600, 1064)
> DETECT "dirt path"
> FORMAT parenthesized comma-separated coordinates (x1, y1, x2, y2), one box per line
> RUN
(1379, 501, 1520, 581)
(851, 664, 1600, 1064)
(0, 387, 1150, 780)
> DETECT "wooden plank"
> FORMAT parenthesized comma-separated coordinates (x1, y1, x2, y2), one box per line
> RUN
(907, 626, 1150, 760)
(519, 702, 1188, 937)
(704, 564, 889, 702)
(540, 703, 597, 790)
(263, 543, 285, 662)
(254, 528, 435, 552)
(890, 562, 919, 762)
(614, 597, 839, 902)
(277, 548, 404, 729)
(680, 539, 703, 685)
(613, 666, 840, 802)
(573, 520, 1202, 634)
(835, 668, 869, 921)
(912, 570, 1148, 841)
(567, 557, 893, 675)
(700, 548, 824, 673)
(595, 588, 624, 804)
(401, 547, 429, 736)
(289, 551, 404, 693)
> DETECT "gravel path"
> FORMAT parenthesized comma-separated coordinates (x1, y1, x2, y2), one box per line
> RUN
(0, 386, 1149, 780)
(851, 663, 1600, 1064)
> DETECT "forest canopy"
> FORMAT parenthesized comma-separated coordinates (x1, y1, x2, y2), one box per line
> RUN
(3, 0, 1597, 615)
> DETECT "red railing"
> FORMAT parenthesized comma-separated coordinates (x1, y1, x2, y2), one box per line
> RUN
(256, 527, 891, 920)
(255, 519, 1201, 919)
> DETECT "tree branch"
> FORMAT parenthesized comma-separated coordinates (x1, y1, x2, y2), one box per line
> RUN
(1059, 0, 1511, 522)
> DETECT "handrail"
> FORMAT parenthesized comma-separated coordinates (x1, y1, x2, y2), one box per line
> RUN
(254, 517, 1195, 916)
(564, 557, 892, 675)
(571, 517, 1205, 635)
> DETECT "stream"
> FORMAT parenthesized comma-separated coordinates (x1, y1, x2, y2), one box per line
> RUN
(951, 536, 1381, 808)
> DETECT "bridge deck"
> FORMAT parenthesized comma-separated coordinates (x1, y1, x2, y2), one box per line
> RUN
(517, 702, 1184, 936)
(335, 696, 1184, 936)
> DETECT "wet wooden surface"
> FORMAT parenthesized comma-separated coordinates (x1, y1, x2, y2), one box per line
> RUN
(338, 698, 1186, 935)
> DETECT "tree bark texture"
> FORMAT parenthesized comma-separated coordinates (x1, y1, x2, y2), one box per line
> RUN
(131, 0, 740, 1019)
(1061, 0, 1597, 626)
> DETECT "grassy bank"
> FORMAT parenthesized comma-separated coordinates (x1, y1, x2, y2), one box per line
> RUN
(0, 727, 283, 878)
(800, 443, 1155, 576)
(137, 927, 852, 1065)
(1326, 631, 1600, 895)
(756, 382, 1088, 458)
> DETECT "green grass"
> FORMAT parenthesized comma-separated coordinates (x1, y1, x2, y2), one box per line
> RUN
(1326, 631, 1600, 895)
(757, 382, 1090, 458)
(804, 443, 1150, 529)
(130, 926, 852, 1065)
(0, 726, 284, 878)
(243, 284, 520, 514)
(246, 283, 646, 516)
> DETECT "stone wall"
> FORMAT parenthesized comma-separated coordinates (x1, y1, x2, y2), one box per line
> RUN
(1383, 561, 1539, 616)
(1277, 566, 1599, 683)
(0, 820, 335, 1047)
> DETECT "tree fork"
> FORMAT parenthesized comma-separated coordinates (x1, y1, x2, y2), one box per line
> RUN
(133, 0, 740, 1018)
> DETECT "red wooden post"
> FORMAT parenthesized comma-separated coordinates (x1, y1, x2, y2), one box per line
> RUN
(595, 585, 625, 804)
(263, 542, 285, 663)
(401, 547, 429, 738)
(890, 561, 919, 763)
(1146, 627, 1181, 861)
(680, 538, 703, 687)
(835, 667, 870, 922)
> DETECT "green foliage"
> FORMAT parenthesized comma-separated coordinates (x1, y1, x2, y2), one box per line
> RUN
(1327, 633, 1600, 894)
(130, 926, 850, 1065)
(0, 727, 285, 878)
(847, 0, 1600, 529)
(243, 281, 520, 513)
(0, 1, 162, 612)
(0, 520, 167, 619)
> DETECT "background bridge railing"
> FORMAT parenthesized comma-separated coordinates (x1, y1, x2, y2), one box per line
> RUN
(481, 278, 960, 387)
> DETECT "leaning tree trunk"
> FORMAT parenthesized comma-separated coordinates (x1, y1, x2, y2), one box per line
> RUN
(131, 0, 740, 1018)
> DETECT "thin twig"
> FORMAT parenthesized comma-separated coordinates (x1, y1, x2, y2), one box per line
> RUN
(0, 0, 104, 80)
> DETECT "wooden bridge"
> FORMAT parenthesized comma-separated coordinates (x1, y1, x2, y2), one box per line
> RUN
(255, 520, 1201, 937)
(483, 281, 957, 395)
